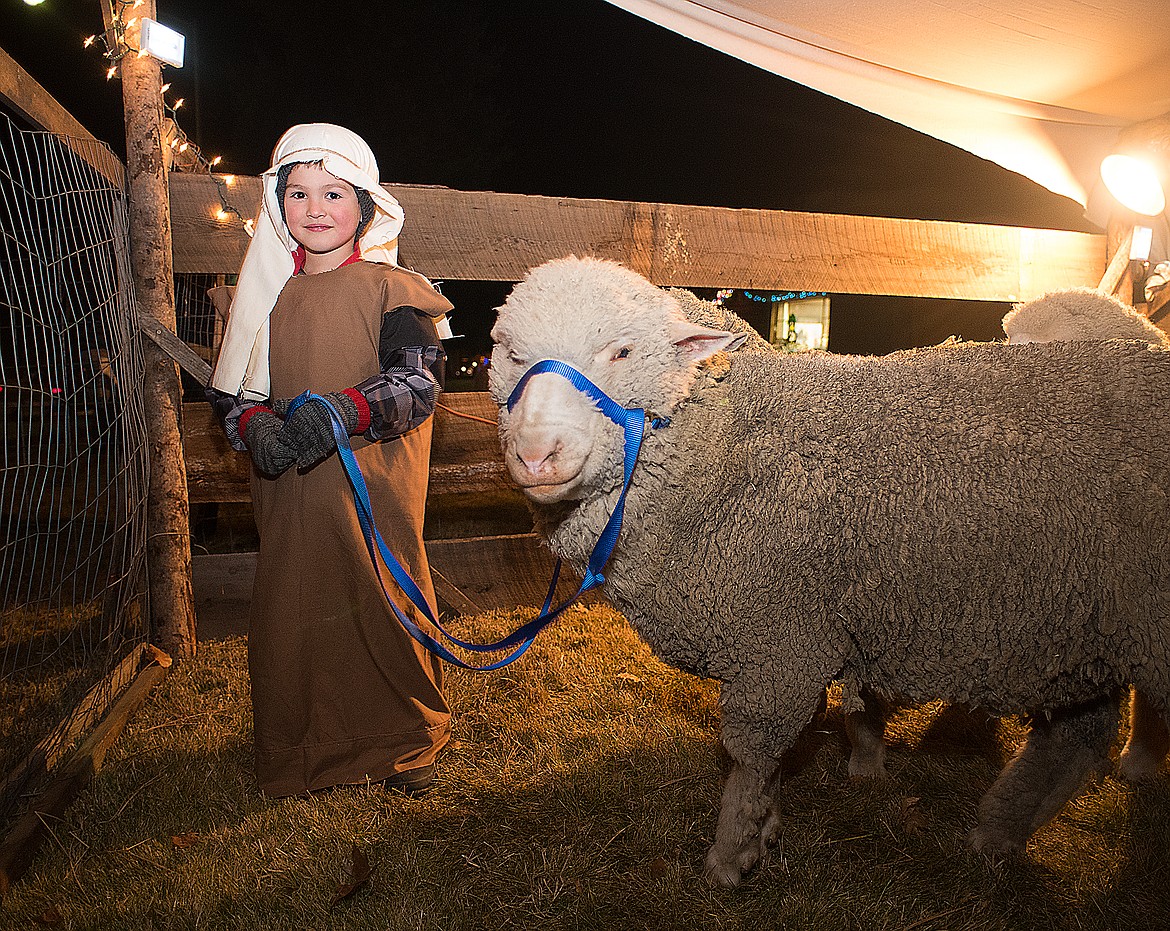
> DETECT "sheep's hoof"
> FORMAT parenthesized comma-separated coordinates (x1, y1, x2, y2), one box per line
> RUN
(1118, 744, 1166, 782)
(967, 825, 1025, 860)
(848, 753, 889, 780)
(702, 852, 744, 889)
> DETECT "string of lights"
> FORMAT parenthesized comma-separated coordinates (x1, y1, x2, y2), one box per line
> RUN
(82, 0, 253, 235)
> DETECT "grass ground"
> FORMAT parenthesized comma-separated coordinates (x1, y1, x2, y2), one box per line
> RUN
(1, 604, 1168, 931)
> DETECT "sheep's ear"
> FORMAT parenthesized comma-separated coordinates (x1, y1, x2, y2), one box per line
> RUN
(669, 320, 749, 361)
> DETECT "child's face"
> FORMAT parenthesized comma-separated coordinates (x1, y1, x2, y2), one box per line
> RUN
(282, 163, 363, 265)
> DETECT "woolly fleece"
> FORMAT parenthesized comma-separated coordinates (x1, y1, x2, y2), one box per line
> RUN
(491, 257, 1170, 883)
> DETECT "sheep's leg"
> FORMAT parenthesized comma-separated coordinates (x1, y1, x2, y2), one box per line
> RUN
(969, 695, 1116, 857)
(703, 757, 776, 888)
(1118, 687, 1170, 781)
(845, 687, 888, 779)
(704, 685, 827, 888)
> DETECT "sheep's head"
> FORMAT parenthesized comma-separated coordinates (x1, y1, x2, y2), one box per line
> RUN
(490, 256, 744, 504)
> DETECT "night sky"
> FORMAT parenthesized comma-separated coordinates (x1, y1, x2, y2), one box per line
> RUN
(1, 0, 1099, 355)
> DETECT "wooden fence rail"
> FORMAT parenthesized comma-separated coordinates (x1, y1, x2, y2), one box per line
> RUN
(170, 173, 1105, 303)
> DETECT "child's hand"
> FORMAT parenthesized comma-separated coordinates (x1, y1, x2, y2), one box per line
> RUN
(280, 391, 366, 468)
(241, 409, 298, 476)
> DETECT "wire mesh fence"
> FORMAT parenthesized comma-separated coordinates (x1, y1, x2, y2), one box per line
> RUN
(0, 110, 149, 827)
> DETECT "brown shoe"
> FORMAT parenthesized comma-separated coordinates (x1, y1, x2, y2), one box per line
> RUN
(382, 763, 435, 796)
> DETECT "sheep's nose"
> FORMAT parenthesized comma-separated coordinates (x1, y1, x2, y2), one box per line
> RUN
(516, 438, 560, 476)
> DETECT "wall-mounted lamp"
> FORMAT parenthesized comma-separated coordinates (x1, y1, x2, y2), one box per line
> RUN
(1100, 113, 1169, 218)
(139, 18, 185, 69)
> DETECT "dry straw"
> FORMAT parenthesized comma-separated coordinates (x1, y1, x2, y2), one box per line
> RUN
(2, 604, 1167, 930)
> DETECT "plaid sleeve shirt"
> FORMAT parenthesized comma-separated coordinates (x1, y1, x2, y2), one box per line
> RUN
(209, 309, 446, 450)
(355, 343, 445, 440)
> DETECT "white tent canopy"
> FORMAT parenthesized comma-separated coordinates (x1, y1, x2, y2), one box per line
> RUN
(605, 0, 1170, 218)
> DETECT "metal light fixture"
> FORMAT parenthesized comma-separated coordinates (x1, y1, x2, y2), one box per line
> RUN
(139, 18, 185, 69)
(1100, 114, 1169, 218)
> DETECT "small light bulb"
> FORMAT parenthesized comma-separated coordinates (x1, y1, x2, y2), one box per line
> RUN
(106, 65, 117, 79)
(210, 156, 222, 167)
(173, 98, 184, 109)
(215, 208, 230, 221)
(160, 83, 171, 93)
(243, 218, 256, 237)
(179, 142, 189, 153)
(223, 174, 235, 185)
(84, 35, 97, 48)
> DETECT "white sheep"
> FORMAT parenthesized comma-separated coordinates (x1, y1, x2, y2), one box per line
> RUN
(489, 256, 1170, 887)
(842, 289, 1170, 783)
(1009, 288, 1170, 782)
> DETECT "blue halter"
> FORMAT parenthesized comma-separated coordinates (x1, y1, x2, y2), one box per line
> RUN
(286, 359, 653, 670)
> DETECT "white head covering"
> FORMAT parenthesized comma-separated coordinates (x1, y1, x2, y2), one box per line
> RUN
(211, 123, 406, 400)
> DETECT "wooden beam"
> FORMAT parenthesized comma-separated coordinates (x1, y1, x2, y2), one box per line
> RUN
(0, 645, 146, 825)
(0, 45, 124, 188)
(138, 310, 212, 385)
(0, 653, 167, 895)
(170, 173, 1105, 302)
(182, 393, 511, 504)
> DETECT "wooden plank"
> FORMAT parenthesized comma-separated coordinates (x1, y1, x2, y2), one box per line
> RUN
(431, 393, 509, 495)
(0, 656, 167, 895)
(1097, 227, 1133, 296)
(0, 645, 146, 824)
(138, 310, 213, 385)
(183, 392, 509, 503)
(0, 45, 124, 188)
(170, 173, 1106, 302)
(425, 533, 600, 614)
(192, 534, 572, 639)
(182, 403, 252, 504)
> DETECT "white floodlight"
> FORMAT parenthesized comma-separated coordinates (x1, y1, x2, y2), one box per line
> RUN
(140, 18, 185, 69)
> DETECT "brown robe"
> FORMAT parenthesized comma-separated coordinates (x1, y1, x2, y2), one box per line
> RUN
(249, 261, 452, 796)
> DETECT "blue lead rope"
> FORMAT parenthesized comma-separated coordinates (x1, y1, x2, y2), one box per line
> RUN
(286, 359, 648, 670)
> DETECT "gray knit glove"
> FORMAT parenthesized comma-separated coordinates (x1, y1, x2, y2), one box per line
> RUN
(279, 390, 368, 469)
(241, 409, 297, 476)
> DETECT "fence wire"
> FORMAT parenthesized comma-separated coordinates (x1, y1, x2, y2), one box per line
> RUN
(0, 110, 149, 826)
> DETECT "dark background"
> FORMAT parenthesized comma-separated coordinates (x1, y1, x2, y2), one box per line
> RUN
(0, 0, 1099, 357)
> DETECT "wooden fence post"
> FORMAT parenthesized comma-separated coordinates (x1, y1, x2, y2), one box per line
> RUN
(106, 1, 196, 659)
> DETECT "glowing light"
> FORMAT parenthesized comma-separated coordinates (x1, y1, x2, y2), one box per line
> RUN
(106, 65, 118, 80)
(139, 19, 185, 69)
(23, 0, 47, 6)
(222, 174, 235, 185)
(243, 218, 256, 237)
(1100, 154, 1166, 217)
(160, 83, 171, 93)
(173, 98, 184, 109)
(84, 35, 97, 48)
(215, 208, 230, 221)
(210, 156, 222, 167)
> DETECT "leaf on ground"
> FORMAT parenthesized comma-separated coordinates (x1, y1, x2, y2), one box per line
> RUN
(170, 832, 200, 848)
(896, 796, 927, 836)
(146, 643, 173, 668)
(34, 906, 63, 926)
(331, 844, 375, 907)
(615, 672, 643, 691)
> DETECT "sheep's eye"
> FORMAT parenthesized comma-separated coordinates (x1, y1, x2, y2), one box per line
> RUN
(612, 347, 632, 362)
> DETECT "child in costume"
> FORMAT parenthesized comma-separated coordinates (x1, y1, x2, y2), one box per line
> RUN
(208, 123, 451, 796)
